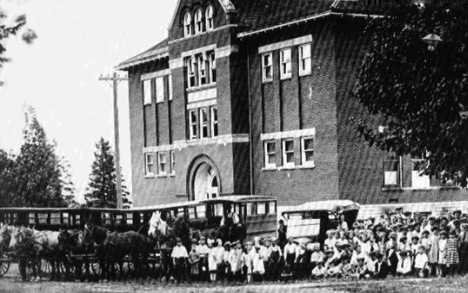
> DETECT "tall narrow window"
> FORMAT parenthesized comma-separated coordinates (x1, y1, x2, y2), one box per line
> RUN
(211, 107, 218, 137)
(209, 52, 216, 83)
(184, 12, 192, 37)
(185, 57, 196, 88)
(299, 44, 312, 76)
(206, 5, 214, 31)
(143, 79, 152, 105)
(280, 48, 292, 79)
(262, 53, 273, 82)
(282, 139, 295, 167)
(155, 76, 164, 103)
(200, 108, 209, 138)
(189, 110, 198, 140)
(264, 141, 276, 169)
(170, 151, 176, 175)
(195, 9, 204, 34)
(301, 136, 314, 167)
(158, 152, 167, 176)
(412, 156, 430, 188)
(168, 75, 173, 101)
(198, 54, 207, 85)
(145, 153, 155, 176)
(383, 155, 400, 186)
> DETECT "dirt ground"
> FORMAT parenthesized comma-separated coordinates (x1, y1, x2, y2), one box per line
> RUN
(1, 263, 468, 293)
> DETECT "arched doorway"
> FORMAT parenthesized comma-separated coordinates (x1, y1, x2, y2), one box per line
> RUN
(187, 155, 222, 201)
(193, 163, 219, 200)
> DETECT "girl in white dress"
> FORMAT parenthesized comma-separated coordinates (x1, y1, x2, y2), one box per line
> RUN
(207, 241, 218, 281)
(438, 231, 448, 277)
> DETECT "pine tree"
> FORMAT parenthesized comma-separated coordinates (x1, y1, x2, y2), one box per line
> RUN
(12, 109, 67, 207)
(85, 138, 132, 208)
(0, 149, 16, 207)
(58, 156, 79, 207)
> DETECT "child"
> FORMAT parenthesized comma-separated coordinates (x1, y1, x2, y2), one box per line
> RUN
(310, 244, 325, 272)
(396, 251, 412, 277)
(438, 231, 448, 277)
(414, 246, 428, 278)
(428, 227, 439, 277)
(188, 245, 200, 282)
(252, 245, 265, 282)
(324, 230, 336, 251)
(327, 258, 343, 278)
(374, 252, 389, 279)
(446, 230, 460, 276)
(354, 257, 371, 280)
(366, 251, 378, 275)
(207, 240, 218, 282)
(341, 256, 354, 279)
(268, 238, 282, 281)
(311, 261, 327, 279)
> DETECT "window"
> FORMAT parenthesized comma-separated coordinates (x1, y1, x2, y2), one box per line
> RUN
(62, 212, 69, 224)
(196, 205, 206, 218)
(282, 139, 295, 167)
(145, 153, 155, 176)
(189, 110, 198, 140)
(211, 107, 218, 137)
(188, 207, 196, 219)
(412, 156, 430, 188)
(209, 52, 216, 83)
(126, 213, 133, 225)
(115, 214, 123, 224)
(200, 108, 209, 138)
(214, 203, 224, 217)
(257, 203, 266, 215)
(262, 53, 273, 82)
(143, 79, 152, 105)
(246, 203, 254, 216)
(38, 213, 48, 224)
(184, 12, 192, 37)
(299, 44, 311, 76)
(168, 75, 173, 101)
(264, 141, 276, 168)
(206, 5, 214, 31)
(29, 213, 36, 225)
(155, 77, 164, 103)
(185, 57, 196, 88)
(280, 48, 292, 79)
(158, 152, 167, 176)
(170, 151, 175, 175)
(197, 54, 207, 85)
(383, 155, 400, 186)
(301, 137, 314, 167)
(268, 201, 276, 214)
(75, 214, 80, 225)
(50, 213, 61, 225)
(195, 9, 204, 34)
(102, 213, 111, 225)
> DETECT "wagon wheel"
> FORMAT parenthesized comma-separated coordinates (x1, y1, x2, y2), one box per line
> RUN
(40, 259, 52, 275)
(0, 255, 11, 277)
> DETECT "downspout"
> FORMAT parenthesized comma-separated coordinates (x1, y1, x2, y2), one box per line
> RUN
(246, 41, 254, 195)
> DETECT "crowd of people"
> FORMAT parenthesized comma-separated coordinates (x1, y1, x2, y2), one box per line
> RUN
(167, 208, 468, 283)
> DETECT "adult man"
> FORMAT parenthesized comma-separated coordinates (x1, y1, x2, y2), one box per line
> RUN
(278, 220, 287, 249)
(459, 224, 468, 274)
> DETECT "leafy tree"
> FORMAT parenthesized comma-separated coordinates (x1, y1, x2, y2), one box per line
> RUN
(12, 108, 68, 207)
(352, 3, 468, 185)
(0, 9, 37, 66)
(0, 149, 16, 207)
(85, 137, 131, 208)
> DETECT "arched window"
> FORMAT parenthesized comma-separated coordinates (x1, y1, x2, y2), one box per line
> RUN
(184, 12, 192, 37)
(206, 5, 214, 31)
(195, 9, 204, 34)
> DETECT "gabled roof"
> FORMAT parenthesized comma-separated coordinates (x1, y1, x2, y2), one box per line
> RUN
(115, 39, 169, 70)
(235, 0, 335, 34)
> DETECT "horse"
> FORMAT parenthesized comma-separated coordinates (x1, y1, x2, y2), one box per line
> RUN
(58, 229, 94, 281)
(0, 224, 15, 256)
(9, 227, 62, 281)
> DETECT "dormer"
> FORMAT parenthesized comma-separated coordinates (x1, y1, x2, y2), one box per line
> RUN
(169, 0, 236, 41)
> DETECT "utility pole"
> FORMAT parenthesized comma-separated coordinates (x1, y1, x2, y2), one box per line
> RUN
(99, 72, 128, 209)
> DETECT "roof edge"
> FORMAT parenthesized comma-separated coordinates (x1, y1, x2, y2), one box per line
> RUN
(115, 46, 169, 71)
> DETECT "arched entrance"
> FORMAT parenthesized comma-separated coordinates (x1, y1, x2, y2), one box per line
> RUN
(187, 155, 222, 201)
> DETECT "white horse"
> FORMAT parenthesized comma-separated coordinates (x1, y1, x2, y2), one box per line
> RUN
(148, 211, 168, 238)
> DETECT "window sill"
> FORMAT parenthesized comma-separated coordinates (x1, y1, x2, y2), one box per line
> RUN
(297, 164, 315, 169)
(299, 71, 312, 77)
(156, 174, 168, 178)
(262, 166, 277, 171)
(280, 75, 292, 81)
(382, 186, 461, 192)
(262, 164, 316, 171)
(168, 173, 176, 178)
(144, 174, 155, 179)
(262, 78, 273, 84)
(186, 83, 216, 93)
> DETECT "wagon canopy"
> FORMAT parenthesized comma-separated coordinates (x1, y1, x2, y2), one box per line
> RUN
(281, 200, 360, 216)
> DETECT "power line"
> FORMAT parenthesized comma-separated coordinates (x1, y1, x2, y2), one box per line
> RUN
(99, 72, 128, 209)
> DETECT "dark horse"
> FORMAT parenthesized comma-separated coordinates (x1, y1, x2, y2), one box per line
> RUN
(58, 229, 95, 281)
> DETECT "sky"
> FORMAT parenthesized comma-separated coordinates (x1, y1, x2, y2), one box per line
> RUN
(0, 0, 178, 203)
